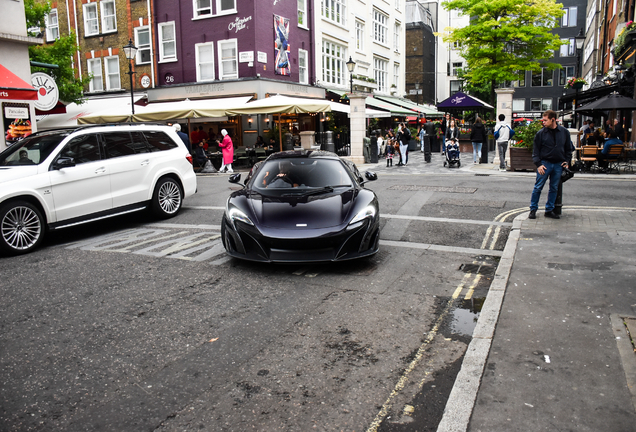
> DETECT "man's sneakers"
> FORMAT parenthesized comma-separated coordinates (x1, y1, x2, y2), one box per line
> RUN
(545, 210, 560, 219)
(529, 210, 536, 219)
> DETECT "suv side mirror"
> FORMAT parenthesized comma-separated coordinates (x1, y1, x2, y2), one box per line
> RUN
(52, 157, 76, 170)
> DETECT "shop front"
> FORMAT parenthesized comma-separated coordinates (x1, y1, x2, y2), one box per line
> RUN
(1, 64, 38, 151)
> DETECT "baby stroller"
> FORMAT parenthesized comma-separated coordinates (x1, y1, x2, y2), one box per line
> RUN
(444, 139, 461, 168)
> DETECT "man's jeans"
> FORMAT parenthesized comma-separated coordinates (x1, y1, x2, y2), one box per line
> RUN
(530, 161, 563, 212)
(497, 141, 508, 169)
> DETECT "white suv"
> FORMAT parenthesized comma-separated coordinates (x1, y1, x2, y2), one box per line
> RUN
(0, 124, 197, 255)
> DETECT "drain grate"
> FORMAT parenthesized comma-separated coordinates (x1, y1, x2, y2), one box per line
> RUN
(475, 173, 490, 177)
(436, 198, 506, 208)
(388, 185, 477, 194)
(459, 263, 496, 276)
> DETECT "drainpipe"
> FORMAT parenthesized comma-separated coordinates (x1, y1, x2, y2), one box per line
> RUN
(70, 0, 82, 79)
(147, 0, 155, 87)
(64, 0, 74, 70)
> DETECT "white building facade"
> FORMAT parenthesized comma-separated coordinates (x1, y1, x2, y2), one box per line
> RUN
(436, 4, 469, 103)
(313, 0, 406, 97)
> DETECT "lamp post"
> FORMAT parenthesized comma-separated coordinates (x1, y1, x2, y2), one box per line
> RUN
(414, 82, 420, 105)
(573, 28, 586, 129)
(346, 56, 356, 94)
(123, 39, 138, 116)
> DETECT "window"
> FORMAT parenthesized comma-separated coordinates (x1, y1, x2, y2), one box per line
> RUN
(144, 131, 178, 152)
(158, 22, 177, 62)
(450, 80, 462, 94)
(298, 0, 307, 27)
(513, 71, 526, 87)
(395, 0, 401, 11)
(374, 57, 388, 93)
(298, 49, 308, 85)
(218, 39, 238, 80)
(531, 68, 552, 87)
(193, 0, 236, 18)
(101, 0, 117, 33)
(530, 98, 552, 111)
(559, 66, 576, 86)
(135, 27, 151, 64)
(83, 3, 99, 36)
(453, 41, 461, 49)
(373, 9, 388, 44)
(104, 56, 120, 90)
(559, 38, 575, 57)
(452, 62, 462, 76)
(355, 21, 364, 51)
(322, 40, 344, 85)
(322, 0, 346, 26)
(393, 63, 399, 88)
(562, 6, 577, 27)
(103, 132, 138, 158)
(393, 23, 401, 51)
(45, 9, 59, 41)
(194, 0, 212, 16)
(87, 58, 103, 92)
(196, 42, 215, 82)
(60, 135, 102, 164)
(512, 99, 525, 111)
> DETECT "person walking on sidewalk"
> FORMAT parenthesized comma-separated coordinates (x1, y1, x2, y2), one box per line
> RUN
(470, 117, 487, 164)
(494, 114, 511, 171)
(528, 109, 573, 220)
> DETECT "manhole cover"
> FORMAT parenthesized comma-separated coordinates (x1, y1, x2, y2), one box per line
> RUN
(388, 185, 477, 194)
(459, 263, 496, 276)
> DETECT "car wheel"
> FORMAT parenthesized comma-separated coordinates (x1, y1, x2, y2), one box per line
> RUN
(151, 177, 183, 218)
(0, 201, 45, 255)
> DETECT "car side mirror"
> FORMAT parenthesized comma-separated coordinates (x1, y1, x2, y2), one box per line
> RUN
(52, 157, 76, 170)
(228, 173, 242, 184)
(360, 171, 377, 185)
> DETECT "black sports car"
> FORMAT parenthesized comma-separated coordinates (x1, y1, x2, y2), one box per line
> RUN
(221, 150, 380, 263)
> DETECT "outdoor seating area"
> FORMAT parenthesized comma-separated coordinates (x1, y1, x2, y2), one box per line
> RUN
(574, 145, 636, 174)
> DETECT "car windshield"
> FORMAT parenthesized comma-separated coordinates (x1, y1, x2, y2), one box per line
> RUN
(0, 131, 70, 166)
(251, 158, 354, 193)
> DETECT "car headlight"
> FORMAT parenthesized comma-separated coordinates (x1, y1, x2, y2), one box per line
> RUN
(227, 206, 254, 227)
(349, 206, 376, 225)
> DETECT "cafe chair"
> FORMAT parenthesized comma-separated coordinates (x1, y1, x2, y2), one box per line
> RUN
(255, 147, 267, 162)
(580, 145, 599, 173)
(620, 148, 635, 173)
(234, 147, 250, 167)
(605, 145, 624, 174)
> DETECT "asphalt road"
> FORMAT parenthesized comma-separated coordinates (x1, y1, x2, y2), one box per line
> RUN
(1, 168, 634, 431)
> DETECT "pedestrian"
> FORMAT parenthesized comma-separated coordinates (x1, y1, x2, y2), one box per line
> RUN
(613, 118, 625, 141)
(528, 109, 573, 220)
(418, 124, 425, 152)
(424, 118, 436, 154)
(441, 113, 449, 154)
(397, 123, 409, 166)
(445, 118, 460, 143)
(377, 131, 385, 157)
(218, 129, 234, 173)
(494, 114, 511, 171)
(469, 117, 487, 164)
(386, 137, 394, 167)
(173, 123, 191, 153)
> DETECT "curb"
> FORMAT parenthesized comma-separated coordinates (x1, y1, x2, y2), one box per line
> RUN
(435, 212, 526, 432)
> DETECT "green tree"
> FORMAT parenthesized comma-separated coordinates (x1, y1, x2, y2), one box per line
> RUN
(25, 0, 89, 104)
(441, 0, 565, 104)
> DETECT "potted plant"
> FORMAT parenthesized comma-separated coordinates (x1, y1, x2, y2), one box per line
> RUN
(613, 20, 636, 57)
(509, 120, 542, 171)
(564, 77, 587, 90)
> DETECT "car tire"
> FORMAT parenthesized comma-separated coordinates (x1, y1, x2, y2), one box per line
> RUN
(0, 201, 45, 255)
(151, 177, 183, 218)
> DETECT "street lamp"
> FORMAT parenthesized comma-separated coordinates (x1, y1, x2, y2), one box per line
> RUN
(123, 39, 138, 116)
(573, 29, 586, 129)
(414, 82, 420, 105)
(346, 56, 356, 94)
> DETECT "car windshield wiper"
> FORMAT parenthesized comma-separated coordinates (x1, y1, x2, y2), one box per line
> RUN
(282, 184, 352, 197)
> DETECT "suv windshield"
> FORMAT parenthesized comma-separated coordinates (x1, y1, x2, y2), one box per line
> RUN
(252, 158, 354, 193)
(0, 131, 70, 166)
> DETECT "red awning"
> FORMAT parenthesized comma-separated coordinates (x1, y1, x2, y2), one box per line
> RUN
(0, 64, 38, 101)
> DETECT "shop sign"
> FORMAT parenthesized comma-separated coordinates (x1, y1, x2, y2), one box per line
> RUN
(31, 72, 59, 111)
(228, 16, 252, 33)
(3, 102, 33, 144)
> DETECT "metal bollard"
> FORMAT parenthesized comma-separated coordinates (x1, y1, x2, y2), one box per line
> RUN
(554, 167, 574, 216)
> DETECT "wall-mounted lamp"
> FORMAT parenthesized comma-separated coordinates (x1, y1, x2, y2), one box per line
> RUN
(248, 116, 253, 124)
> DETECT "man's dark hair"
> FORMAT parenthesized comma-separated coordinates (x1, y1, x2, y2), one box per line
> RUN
(607, 130, 618, 139)
(543, 109, 557, 120)
(498, 114, 505, 121)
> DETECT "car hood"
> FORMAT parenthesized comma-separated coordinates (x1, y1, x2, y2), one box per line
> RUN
(249, 191, 356, 229)
(0, 166, 39, 183)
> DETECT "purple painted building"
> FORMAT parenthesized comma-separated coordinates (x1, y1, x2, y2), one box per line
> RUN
(149, 0, 323, 147)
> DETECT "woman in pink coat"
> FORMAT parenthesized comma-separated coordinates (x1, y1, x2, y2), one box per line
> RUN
(219, 129, 234, 173)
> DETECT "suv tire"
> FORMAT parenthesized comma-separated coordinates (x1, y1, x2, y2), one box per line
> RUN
(151, 177, 183, 218)
(0, 201, 45, 255)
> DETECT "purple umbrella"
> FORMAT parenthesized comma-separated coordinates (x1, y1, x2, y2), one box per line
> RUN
(436, 91, 494, 110)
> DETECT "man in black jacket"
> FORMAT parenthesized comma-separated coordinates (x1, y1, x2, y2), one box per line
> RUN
(529, 110, 573, 220)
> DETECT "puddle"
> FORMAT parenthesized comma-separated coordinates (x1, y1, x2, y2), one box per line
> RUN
(450, 297, 485, 336)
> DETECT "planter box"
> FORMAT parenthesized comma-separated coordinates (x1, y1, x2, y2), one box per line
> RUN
(509, 147, 537, 172)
